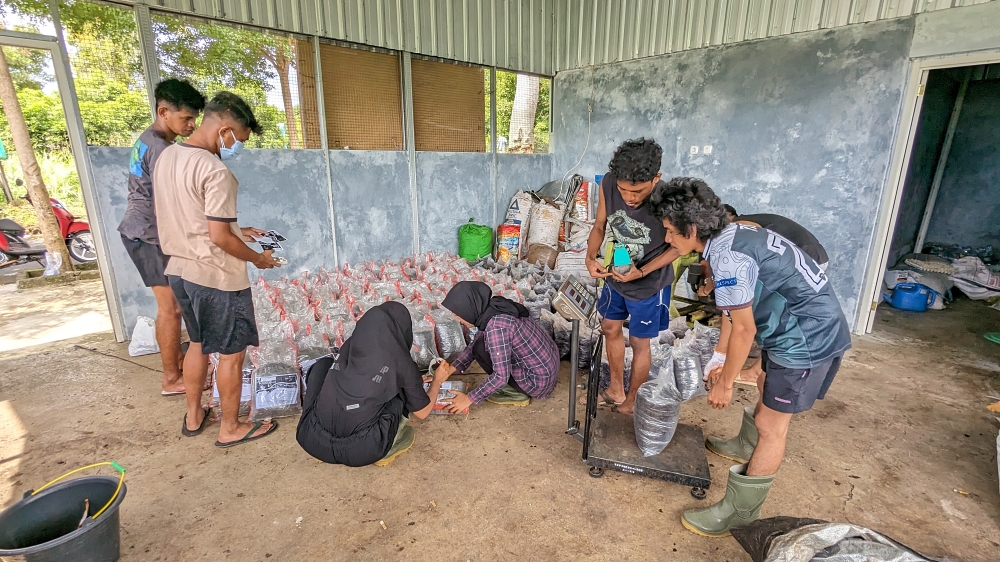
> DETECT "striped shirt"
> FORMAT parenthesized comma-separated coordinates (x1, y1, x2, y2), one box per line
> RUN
(452, 315, 560, 404)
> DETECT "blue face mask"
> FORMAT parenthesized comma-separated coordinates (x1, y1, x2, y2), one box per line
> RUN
(219, 130, 244, 161)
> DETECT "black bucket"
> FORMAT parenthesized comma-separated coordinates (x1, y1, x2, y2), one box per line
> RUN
(0, 475, 126, 562)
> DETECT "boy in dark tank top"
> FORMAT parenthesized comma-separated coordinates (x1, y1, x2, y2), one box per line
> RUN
(585, 139, 680, 415)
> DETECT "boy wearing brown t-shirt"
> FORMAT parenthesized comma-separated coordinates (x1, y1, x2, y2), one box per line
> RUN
(154, 92, 281, 448)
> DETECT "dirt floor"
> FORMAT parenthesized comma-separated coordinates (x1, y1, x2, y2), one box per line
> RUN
(0, 279, 112, 353)
(1, 295, 998, 561)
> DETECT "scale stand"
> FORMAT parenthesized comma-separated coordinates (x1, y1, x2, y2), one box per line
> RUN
(565, 330, 712, 499)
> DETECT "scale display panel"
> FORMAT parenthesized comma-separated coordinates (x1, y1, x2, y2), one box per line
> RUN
(552, 276, 596, 322)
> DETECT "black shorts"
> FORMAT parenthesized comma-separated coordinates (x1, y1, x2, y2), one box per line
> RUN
(761, 351, 842, 414)
(168, 275, 259, 355)
(121, 235, 169, 287)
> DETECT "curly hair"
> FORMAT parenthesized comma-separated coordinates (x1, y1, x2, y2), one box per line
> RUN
(646, 177, 729, 243)
(608, 138, 662, 183)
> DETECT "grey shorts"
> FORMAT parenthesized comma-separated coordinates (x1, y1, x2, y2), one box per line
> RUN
(168, 276, 259, 355)
(761, 351, 842, 414)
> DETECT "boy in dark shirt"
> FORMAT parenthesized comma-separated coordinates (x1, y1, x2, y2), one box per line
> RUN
(724, 204, 828, 269)
(118, 79, 205, 395)
(586, 139, 679, 415)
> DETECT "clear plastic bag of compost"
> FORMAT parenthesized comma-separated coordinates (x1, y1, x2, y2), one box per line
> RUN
(430, 309, 467, 362)
(673, 344, 707, 401)
(249, 362, 302, 422)
(552, 312, 597, 369)
(465, 326, 479, 345)
(599, 346, 633, 394)
(295, 323, 332, 372)
(692, 321, 721, 368)
(316, 295, 351, 319)
(258, 320, 295, 348)
(282, 288, 312, 319)
(649, 344, 678, 389)
(524, 297, 551, 321)
(634, 374, 683, 457)
(411, 316, 440, 369)
(255, 337, 298, 368)
(669, 316, 690, 339)
(658, 328, 676, 346)
(210, 352, 254, 418)
(538, 309, 556, 339)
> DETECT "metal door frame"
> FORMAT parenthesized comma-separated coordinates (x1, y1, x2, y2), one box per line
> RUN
(0, 29, 125, 340)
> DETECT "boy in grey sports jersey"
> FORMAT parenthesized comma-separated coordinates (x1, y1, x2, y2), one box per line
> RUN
(647, 177, 851, 538)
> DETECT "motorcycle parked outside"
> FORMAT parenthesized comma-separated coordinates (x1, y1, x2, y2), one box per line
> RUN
(0, 179, 96, 266)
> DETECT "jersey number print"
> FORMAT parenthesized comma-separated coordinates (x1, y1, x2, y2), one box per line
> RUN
(766, 232, 828, 292)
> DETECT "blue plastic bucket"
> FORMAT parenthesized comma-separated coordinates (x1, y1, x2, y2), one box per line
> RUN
(888, 283, 934, 312)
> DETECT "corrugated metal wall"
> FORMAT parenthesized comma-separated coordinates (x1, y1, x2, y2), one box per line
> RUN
(128, 0, 555, 75)
(119, 0, 993, 75)
(552, 0, 996, 71)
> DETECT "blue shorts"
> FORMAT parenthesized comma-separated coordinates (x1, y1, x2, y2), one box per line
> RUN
(597, 283, 671, 339)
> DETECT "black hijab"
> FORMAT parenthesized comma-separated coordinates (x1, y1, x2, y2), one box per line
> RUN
(316, 301, 421, 433)
(442, 281, 529, 331)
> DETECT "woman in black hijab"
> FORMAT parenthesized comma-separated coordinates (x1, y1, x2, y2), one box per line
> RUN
(296, 301, 450, 467)
(437, 281, 560, 412)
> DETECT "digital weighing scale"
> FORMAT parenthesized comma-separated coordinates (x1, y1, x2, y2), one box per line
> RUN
(556, 276, 712, 498)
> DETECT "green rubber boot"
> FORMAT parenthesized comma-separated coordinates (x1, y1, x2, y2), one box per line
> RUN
(706, 406, 758, 463)
(486, 385, 530, 407)
(375, 418, 414, 467)
(681, 464, 774, 537)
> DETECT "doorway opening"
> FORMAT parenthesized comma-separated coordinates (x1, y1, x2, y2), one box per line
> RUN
(0, 29, 122, 352)
(871, 61, 1000, 347)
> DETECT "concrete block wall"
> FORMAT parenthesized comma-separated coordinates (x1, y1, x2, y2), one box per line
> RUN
(551, 18, 915, 327)
(88, 147, 553, 334)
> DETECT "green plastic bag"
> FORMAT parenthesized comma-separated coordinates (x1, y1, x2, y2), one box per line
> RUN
(458, 218, 493, 262)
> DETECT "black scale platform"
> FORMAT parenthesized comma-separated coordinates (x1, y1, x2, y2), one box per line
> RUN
(567, 329, 712, 495)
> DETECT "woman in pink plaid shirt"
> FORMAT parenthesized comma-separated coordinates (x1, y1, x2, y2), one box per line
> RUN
(436, 281, 560, 411)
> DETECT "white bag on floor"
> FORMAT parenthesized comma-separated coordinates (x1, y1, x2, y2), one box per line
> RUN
(950, 257, 1000, 300)
(128, 316, 159, 356)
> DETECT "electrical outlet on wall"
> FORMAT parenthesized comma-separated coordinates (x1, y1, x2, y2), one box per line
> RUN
(690, 146, 699, 155)
(703, 145, 713, 155)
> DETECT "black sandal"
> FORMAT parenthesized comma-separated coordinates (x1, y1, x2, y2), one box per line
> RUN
(181, 407, 212, 437)
(214, 420, 279, 448)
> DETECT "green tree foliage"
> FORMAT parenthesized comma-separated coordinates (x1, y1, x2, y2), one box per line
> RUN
(4, 32, 49, 90)
(1, 2, 151, 147)
(153, 15, 299, 149)
(2, 1, 297, 149)
(486, 70, 550, 153)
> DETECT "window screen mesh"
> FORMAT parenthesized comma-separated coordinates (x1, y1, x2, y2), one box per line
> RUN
(151, 13, 309, 149)
(319, 43, 403, 150)
(411, 59, 486, 152)
(295, 39, 323, 149)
